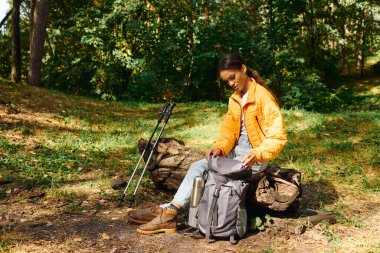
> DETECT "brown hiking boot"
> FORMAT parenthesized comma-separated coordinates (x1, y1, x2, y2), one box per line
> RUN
(136, 207, 178, 234)
(127, 207, 162, 224)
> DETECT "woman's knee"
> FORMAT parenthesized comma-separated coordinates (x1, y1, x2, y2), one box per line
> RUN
(187, 159, 208, 177)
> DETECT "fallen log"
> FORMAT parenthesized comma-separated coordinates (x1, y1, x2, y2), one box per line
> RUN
(137, 137, 203, 191)
(268, 209, 336, 234)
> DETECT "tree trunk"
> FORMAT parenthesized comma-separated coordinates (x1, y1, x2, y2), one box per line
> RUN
(11, 0, 21, 83)
(29, 0, 36, 43)
(359, 28, 365, 78)
(338, 25, 347, 73)
(137, 138, 302, 212)
(28, 0, 50, 86)
(304, 0, 318, 68)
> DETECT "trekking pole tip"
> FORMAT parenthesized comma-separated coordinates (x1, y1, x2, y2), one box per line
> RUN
(117, 194, 125, 207)
(128, 195, 136, 208)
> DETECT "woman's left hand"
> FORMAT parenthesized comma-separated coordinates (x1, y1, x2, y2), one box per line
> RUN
(241, 153, 257, 169)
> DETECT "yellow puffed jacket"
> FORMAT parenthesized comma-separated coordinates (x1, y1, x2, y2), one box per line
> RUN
(212, 78, 287, 162)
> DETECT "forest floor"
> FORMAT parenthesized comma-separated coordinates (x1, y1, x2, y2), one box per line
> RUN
(0, 78, 379, 253)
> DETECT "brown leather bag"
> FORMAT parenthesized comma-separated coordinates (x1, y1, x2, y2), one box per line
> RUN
(248, 165, 302, 212)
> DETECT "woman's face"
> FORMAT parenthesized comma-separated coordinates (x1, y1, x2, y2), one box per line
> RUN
(219, 64, 249, 93)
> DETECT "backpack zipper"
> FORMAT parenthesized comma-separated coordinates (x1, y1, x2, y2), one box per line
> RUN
(256, 116, 266, 137)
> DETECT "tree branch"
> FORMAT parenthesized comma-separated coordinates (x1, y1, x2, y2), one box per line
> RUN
(0, 0, 26, 29)
(0, 8, 13, 29)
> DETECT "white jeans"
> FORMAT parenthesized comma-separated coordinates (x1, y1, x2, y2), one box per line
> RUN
(171, 135, 267, 210)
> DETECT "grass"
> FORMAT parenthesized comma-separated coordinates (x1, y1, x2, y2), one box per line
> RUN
(0, 81, 379, 229)
(322, 222, 342, 253)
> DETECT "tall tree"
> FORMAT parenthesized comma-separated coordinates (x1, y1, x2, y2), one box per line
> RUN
(29, 0, 36, 43)
(28, 0, 50, 86)
(12, 0, 21, 83)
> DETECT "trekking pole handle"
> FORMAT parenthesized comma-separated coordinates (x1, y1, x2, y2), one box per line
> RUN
(158, 102, 170, 121)
(141, 102, 170, 152)
(164, 103, 176, 123)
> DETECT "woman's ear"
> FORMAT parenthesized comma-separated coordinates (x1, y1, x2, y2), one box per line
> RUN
(241, 64, 247, 74)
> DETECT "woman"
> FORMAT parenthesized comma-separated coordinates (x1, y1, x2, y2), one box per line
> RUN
(129, 54, 287, 234)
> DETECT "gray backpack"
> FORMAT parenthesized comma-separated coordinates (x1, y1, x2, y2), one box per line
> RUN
(197, 157, 252, 243)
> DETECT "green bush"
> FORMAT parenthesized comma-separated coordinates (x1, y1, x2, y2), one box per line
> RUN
(128, 70, 160, 101)
(282, 73, 342, 112)
(316, 50, 342, 86)
(0, 34, 11, 79)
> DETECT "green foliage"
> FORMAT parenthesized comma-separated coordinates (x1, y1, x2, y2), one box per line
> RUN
(0, 34, 11, 78)
(282, 73, 339, 112)
(261, 248, 274, 253)
(18, 125, 33, 135)
(0, 136, 89, 188)
(41, 0, 379, 104)
(335, 167, 363, 176)
(322, 223, 342, 253)
(1, 0, 380, 107)
(249, 214, 272, 231)
(0, 189, 6, 198)
(0, 239, 9, 252)
(64, 202, 84, 214)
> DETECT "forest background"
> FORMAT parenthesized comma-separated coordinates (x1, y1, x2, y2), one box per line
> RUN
(1, 0, 380, 111)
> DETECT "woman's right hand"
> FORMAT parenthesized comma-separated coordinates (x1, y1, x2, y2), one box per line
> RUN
(205, 147, 222, 160)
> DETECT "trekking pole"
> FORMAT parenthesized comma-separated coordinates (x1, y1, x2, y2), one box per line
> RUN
(127, 103, 176, 208)
(117, 102, 170, 207)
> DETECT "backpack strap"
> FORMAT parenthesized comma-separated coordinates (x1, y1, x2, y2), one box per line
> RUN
(205, 184, 221, 242)
(230, 235, 237, 244)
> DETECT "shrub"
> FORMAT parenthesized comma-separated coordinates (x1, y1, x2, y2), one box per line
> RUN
(282, 73, 342, 112)
(0, 34, 11, 79)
